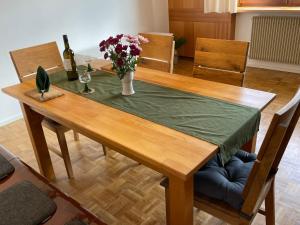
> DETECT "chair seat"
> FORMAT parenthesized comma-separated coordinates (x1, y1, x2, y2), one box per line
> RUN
(194, 150, 256, 210)
(0, 180, 57, 225)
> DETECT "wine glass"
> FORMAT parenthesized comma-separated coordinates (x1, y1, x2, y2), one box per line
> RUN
(79, 70, 95, 94)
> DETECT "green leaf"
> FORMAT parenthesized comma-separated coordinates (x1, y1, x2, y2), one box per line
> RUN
(36, 66, 50, 93)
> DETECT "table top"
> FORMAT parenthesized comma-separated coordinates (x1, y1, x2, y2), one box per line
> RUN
(2, 64, 276, 180)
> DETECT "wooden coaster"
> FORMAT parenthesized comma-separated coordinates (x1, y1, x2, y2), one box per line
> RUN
(25, 88, 64, 102)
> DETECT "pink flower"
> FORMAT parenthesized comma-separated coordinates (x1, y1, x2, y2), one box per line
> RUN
(111, 38, 119, 45)
(115, 44, 123, 54)
(99, 40, 106, 47)
(105, 36, 118, 45)
(130, 39, 139, 44)
(124, 34, 135, 39)
(130, 48, 140, 56)
(125, 34, 139, 44)
(100, 46, 106, 52)
(116, 34, 123, 40)
(106, 36, 113, 44)
(129, 44, 137, 50)
(129, 44, 141, 52)
(138, 35, 149, 44)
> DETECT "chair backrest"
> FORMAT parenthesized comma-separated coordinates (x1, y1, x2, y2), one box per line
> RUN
(241, 89, 300, 215)
(138, 32, 175, 74)
(193, 38, 249, 87)
(10, 42, 64, 82)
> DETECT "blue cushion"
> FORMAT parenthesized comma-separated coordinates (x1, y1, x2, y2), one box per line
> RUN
(194, 150, 256, 210)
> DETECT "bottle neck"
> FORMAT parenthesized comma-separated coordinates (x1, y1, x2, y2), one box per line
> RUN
(63, 35, 70, 49)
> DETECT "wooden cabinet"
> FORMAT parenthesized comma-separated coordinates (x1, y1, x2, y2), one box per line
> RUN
(239, 0, 300, 6)
(168, 0, 236, 57)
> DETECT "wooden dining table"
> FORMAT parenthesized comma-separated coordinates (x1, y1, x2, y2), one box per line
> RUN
(2, 62, 276, 225)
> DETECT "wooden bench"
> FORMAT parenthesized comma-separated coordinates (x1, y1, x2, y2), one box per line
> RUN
(0, 145, 107, 225)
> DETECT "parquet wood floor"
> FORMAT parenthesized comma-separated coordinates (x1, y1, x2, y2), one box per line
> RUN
(1, 58, 299, 225)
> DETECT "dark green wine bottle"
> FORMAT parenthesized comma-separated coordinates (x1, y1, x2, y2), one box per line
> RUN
(63, 35, 78, 81)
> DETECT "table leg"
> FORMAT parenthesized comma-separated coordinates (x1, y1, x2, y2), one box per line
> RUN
(21, 103, 55, 180)
(242, 133, 257, 153)
(166, 176, 194, 225)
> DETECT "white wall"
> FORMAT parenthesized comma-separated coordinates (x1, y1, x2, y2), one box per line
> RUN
(0, 0, 169, 126)
(235, 12, 300, 74)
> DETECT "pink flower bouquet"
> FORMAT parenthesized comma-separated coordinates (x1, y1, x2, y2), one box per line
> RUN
(99, 34, 149, 79)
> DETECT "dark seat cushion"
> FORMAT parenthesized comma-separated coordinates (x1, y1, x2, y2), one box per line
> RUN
(0, 154, 15, 180)
(194, 150, 256, 210)
(0, 180, 57, 225)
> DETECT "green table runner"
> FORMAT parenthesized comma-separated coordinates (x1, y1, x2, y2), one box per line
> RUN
(50, 67, 260, 165)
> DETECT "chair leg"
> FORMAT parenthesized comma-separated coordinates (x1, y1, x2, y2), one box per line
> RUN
(102, 144, 107, 156)
(56, 130, 74, 179)
(73, 131, 79, 141)
(165, 183, 171, 225)
(265, 180, 275, 225)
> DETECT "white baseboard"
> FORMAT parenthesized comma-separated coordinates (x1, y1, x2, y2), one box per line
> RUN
(247, 59, 300, 74)
(0, 113, 23, 127)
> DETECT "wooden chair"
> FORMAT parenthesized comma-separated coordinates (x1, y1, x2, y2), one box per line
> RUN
(138, 32, 175, 74)
(162, 89, 300, 225)
(193, 38, 249, 87)
(10, 42, 105, 178)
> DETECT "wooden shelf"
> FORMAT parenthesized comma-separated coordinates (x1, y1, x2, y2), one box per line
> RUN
(238, 6, 300, 12)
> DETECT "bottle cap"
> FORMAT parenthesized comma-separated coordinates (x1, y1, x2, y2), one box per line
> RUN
(63, 35, 68, 42)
